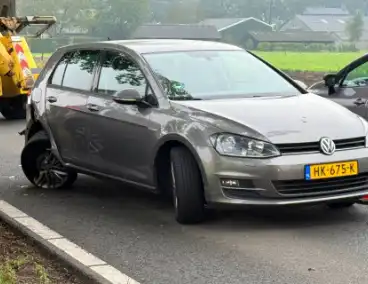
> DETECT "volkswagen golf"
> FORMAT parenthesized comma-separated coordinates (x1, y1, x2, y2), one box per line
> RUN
(21, 39, 368, 224)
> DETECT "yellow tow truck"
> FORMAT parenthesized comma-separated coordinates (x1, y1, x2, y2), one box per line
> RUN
(0, 0, 55, 119)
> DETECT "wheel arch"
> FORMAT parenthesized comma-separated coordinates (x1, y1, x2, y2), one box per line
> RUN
(153, 134, 208, 189)
(21, 129, 77, 189)
(26, 120, 45, 141)
(25, 118, 65, 165)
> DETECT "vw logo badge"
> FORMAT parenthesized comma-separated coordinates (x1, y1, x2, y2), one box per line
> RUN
(320, 137, 336, 155)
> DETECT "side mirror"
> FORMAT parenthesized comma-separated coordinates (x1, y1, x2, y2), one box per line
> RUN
(293, 79, 308, 89)
(112, 89, 142, 105)
(323, 73, 337, 87)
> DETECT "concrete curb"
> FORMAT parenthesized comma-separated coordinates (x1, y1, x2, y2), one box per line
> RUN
(0, 200, 140, 284)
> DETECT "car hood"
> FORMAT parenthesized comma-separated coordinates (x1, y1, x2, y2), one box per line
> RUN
(172, 94, 367, 144)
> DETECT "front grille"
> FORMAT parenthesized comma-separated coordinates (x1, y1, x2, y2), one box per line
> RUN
(273, 173, 368, 197)
(276, 137, 365, 154)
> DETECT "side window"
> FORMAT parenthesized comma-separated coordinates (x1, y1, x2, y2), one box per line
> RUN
(97, 51, 147, 96)
(62, 50, 100, 91)
(343, 61, 368, 87)
(50, 54, 70, 85)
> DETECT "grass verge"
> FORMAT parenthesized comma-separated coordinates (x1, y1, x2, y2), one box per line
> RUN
(253, 51, 365, 72)
(0, 221, 84, 284)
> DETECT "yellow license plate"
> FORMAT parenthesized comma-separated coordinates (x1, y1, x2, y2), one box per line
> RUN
(305, 161, 358, 180)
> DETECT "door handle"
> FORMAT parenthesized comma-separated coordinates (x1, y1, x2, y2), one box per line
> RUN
(87, 104, 99, 112)
(47, 96, 57, 103)
(354, 98, 366, 106)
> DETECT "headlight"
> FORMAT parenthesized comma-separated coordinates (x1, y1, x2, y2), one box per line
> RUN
(210, 133, 280, 158)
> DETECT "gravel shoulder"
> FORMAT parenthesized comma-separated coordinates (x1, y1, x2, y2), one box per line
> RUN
(0, 221, 84, 284)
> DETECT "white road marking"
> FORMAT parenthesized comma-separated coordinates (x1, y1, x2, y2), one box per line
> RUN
(16, 217, 63, 239)
(0, 200, 141, 284)
(92, 265, 141, 284)
(48, 238, 106, 267)
(0, 200, 27, 218)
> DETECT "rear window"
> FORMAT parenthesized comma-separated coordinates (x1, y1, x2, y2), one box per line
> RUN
(50, 55, 68, 85)
(49, 50, 100, 91)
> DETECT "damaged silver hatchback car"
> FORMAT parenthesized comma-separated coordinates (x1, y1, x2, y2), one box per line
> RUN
(21, 39, 368, 224)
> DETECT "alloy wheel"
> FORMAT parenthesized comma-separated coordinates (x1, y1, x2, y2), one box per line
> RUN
(34, 149, 70, 189)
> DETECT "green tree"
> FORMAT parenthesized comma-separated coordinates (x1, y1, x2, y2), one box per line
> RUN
(346, 11, 364, 42)
(197, 0, 237, 18)
(17, 0, 91, 35)
(87, 0, 150, 39)
(17, 0, 150, 39)
(164, 1, 200, 24)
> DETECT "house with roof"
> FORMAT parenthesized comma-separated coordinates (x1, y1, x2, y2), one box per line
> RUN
(280, 7, 368, 48)
(198, 17, 273, 46)
(198, 17, 337, 48)
(247, 31, 336, 48)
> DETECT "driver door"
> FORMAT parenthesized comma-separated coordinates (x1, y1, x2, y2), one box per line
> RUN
(334, 59, 368, 118)
(317, 57, 368, 119)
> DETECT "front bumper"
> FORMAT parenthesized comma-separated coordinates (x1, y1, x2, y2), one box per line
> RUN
(203, 147, 368, 207)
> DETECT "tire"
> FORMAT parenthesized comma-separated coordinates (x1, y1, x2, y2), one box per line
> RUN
(21, 131, 77, 189)
(0, 96, 26, 120)
(170, 147, 205, 224)
(327, 201, 356, 209)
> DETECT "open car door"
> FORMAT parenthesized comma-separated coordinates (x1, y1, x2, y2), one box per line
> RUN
(308, 54, 368, 119)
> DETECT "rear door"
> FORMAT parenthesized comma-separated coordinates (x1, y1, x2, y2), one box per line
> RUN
(45, 49, 101, 167)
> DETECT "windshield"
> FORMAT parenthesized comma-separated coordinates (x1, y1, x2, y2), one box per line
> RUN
(143, 50, 301, 100)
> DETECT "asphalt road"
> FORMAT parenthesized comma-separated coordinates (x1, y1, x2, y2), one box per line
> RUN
(1, 118, 368, 284)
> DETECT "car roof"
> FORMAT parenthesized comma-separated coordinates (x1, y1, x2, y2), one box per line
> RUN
(58, 39, 243, 55)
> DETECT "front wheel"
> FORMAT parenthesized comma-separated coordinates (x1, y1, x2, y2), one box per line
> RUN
(170, 147, 205, 224)
(21, 131, 77, 189)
